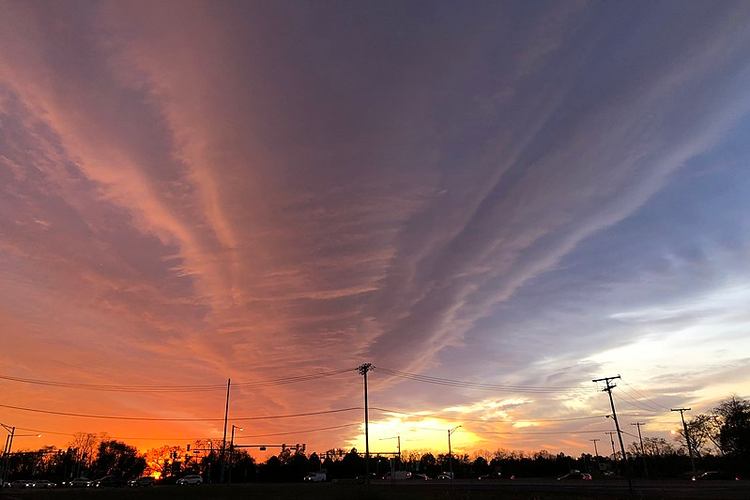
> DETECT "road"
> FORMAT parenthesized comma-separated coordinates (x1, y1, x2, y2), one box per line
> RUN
(383, 477, 750, 499)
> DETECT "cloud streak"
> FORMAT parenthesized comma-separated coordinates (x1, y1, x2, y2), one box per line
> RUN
(1, 0, 749, 455)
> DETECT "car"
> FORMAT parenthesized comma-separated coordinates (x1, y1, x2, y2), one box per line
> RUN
(176, 474, 203, 485)
(69, 477, 94, 487)
(382, 471, 412, 480)
(410, 473, 431, 481)
(10, 479, 34, 488)
(32, 479, 56, 488)
(436, 473, 452, 480)
(479, 471, 514, 480)
(95, 476, 127, 487)
(558, 471, 592, 480)
(128, 476, 156, 487)
(693, 471, 740, 481)
(303, 472, 326, 482)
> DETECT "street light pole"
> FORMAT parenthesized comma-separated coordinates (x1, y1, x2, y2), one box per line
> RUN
(1, 424, 15, 484)
(229, 425, 242, 485)
(448, 426, 461, 487)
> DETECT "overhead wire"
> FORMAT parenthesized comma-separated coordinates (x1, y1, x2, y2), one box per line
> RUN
(0, 368, 355, 393)
(0, 402, 362, 421)
(370, 406, 615, 423)
(237, 423, 360, 439)
(617, 386, 665, 413)
(14, 423, 361, 441)
(614, 393, 663, 414)
(621, 381, 672, 411)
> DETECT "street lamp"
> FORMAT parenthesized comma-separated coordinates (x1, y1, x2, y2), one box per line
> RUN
(448, 425, 461, 487)
(228, 425, 242, 484)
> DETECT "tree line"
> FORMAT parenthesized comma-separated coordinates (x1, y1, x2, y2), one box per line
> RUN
(2, 395, 747, 482)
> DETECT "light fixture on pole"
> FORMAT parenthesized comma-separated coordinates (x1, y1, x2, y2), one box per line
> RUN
(448, 425, 461, 487)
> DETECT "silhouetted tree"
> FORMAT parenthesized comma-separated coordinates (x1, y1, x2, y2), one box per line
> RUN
(308, 452, 321, 471)
(93, 440, 145, 478)
(714, 395, 750, 458)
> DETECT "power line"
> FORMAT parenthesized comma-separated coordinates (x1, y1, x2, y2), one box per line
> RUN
(617, 385, 665, 413)
(15, 423, 361, 441)
(239, 423, 360, 439)
(621, 381, 672, 411)
(370, 406, 616, 423)
(0, 368, 355, 393)
(614, 393, 663, 414)
(0, 402, 362, 421)
(412, 426, 611, 435)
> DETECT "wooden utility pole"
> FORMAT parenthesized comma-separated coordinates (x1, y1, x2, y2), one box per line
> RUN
(590, 438, 600, 458)
(357, 364, 373, 486)
(593, 376, 627, 464)
(672, 408, 696, 478)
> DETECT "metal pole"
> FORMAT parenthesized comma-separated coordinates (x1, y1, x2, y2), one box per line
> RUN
(229, 425, 236, 485)
(448, 425, 460, 487)
(1, 433, 9, 482)
(448, 429, 453, 485)
(5, 427, 14, 484)
(1, 426, 14, 484)
(221, 378, 231, 483)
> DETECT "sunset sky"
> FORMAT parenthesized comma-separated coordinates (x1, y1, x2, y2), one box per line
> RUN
(1, 1, 750, 460)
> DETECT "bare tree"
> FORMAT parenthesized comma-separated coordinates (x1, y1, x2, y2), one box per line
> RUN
(67, 433, 99, 475)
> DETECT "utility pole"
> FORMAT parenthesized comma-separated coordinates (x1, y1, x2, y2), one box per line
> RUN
(605, 431, 617, 459)
(590, 438, 600, 458)
(220, 378, 231, 483)
(672, 408, 696, 478)
(358, 363, 373, 487)
(631, 422, 648, 479)
(593, 376, 627, 464)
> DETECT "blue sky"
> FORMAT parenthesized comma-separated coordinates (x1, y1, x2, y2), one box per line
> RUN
(0, 0, 749, 455)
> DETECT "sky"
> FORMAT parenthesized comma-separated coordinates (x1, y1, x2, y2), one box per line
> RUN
(1, 0, 750, 460)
